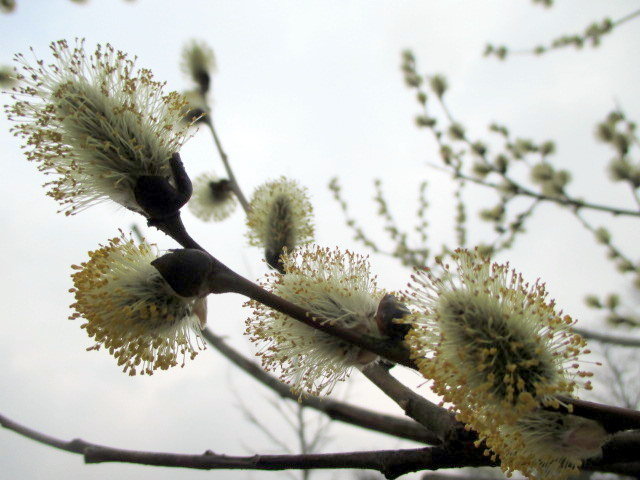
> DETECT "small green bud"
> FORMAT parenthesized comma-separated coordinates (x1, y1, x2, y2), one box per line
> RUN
(471, 141, 487, 156)
(440, 145, 453, 165)
(0, 64, 17, 88)
(489, 123, 509, 137)
(448, 123, 465, 140)
(497, 180, 518, 195)
(515, 138, 537, 153)
(475, 244, 495, 257)
(533, 45, 546, 55)
(494, 154, 508, 174)
(404, 74, 422, 88)
(607, 111, 623, 123)
(617, 259, 635, 273)
(628, 167, 640, 188)
(608, 158, 632, 182)
(472, 162, 492, 178)
(613, 133, 630, 155)
(553, 170, 571, 188)
(584, 295, 602, 309)
(479, 204, 505, 222)
(594, 227, 610, 244)
(416, 91, 428, 105)
(0, 0, 16, 13)
(540, 141, 556, 156)
(401, 50, 415, 63)
(541, 181, 564, 198)
(595, 122, 614, 143)
(429, 74, 448, 98)
(415, 115, 436, 128)
(531, 163, 554, 183)
(605, 293, 620, 310)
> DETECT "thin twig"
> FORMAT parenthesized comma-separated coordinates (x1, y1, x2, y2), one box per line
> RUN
(572, 210, 635, 266)
(435, 159, 640, 218)
(203, 117, 251, 214)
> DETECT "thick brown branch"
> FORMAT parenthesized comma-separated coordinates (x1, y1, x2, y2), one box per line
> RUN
(201, 328, 439, 445)
(3, 412, 640, 476)
(83, 445, 489, 479)
(361, 364, 462, 445)
(559, 397, 640, 433)
(0, 411, 482, 479)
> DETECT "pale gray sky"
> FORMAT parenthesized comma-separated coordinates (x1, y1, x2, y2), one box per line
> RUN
(1, 1, 639, 479)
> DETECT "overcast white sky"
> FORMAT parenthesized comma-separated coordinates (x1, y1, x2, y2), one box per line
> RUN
(1, 1, 639, 479)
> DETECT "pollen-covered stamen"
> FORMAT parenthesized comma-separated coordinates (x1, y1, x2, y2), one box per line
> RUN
(69, 233, 206, 375)
(402, 248, 594, 479)
(246, 245, 384, 396)
(437, 291, 559, 404)
(490, 411, 607, 480)
(5, 39, 193, 216)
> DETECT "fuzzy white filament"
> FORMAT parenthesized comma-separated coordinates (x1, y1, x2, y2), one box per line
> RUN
(246, 245, 383, 396)
(69, 233, 206, 375)
(5, 39, 192, 215)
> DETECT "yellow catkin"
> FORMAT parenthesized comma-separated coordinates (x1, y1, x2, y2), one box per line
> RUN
(246, 244, 383, 396)
(70, 233, 205, 375)
(6, 39, 192, 215)
(403, 248, 595, 479)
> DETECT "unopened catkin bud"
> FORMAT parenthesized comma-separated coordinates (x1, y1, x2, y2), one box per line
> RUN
(0, 0, 16, 13)
(0, 64, 16, 87)
(429, 74, 448, 97)
(188, 173, 236, 222)
(181, 40, 216, 95)
(246, 177, 314, 271)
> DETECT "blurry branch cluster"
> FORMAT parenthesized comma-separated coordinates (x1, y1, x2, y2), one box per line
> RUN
(333, 45, 640, 343)
(485, 7, 640, 60)
(2, 2, 640, 480)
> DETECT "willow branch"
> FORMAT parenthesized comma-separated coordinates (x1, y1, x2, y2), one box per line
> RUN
(203, 117, 251, 214)
(4, 412, 640, 475)
(83, 445, 489, 478)
(211, 269, 414, 368)
(361, 364, 463, 445)
(0, 412, 486, 479)
(431, 163, 640, 218)
(201, 328, 438, 444)
(152, 215, 640, 437)
(0, 413, 98, 454)
(558, 397, 640, 433)
(148, 212, 206, 251)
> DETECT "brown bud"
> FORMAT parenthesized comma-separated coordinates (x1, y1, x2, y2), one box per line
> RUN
(151, 249, 216, 298)
(375, 294, 411, 340)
